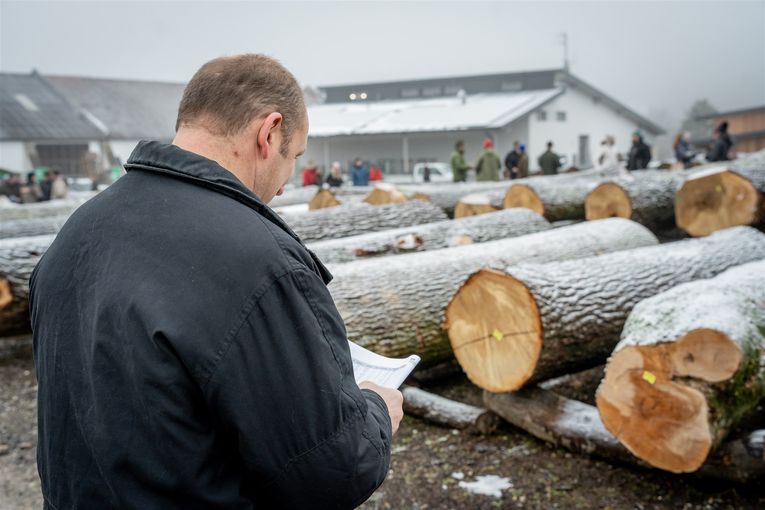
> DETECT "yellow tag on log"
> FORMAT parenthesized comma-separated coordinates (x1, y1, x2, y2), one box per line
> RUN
(715, 185, 722, 193)
(492, 329, 504, 341)
(642, 371, 657, 384)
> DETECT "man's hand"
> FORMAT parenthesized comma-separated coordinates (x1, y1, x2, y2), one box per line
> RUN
(358, 381, 404, 435)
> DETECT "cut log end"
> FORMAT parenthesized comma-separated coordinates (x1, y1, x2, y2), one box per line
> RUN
(0, 279, 11, 309)
(408, 192, 432, 203)
(596, 328, 743, 473)
(445, 269, 542, 392)
(503, 184, 544, 216)
(308, 189, 341, 210)
(675, 169, 762, 237)
(448, 234, 474, 247)
(453, 194, 498, 218)
(585, 182, 632, 221)
(363, 185, 407, 205)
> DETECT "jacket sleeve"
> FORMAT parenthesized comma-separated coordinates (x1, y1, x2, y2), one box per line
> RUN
(203, 267, 392, 509)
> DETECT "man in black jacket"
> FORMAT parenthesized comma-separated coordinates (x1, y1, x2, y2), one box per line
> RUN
(626, 130, 652, 171)
(30, 54, 402, 509)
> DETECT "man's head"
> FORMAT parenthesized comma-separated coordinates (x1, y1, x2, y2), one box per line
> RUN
(353, 158, 363, 167)
(174, 54, 308, 203)
(547, 141, 553, 150)
(455, 140, 464, 153)
(632, 130, 642, 144)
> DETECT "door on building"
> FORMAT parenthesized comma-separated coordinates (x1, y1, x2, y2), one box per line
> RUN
(578, 135, 591, 168)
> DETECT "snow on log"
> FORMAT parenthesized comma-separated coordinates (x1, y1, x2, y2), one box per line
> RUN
(0, 235, 55, 337)
(403, 386, 500, 434)
(445, 226, 765, 392)
(503, 178, 600, 221)
(596, 260, 765, 473)
(270, 185, 373, 208)
(453, 193, 502, 218)
(363, 183, 408, 205)
(585, 170, 684, 231)
(281, 200, 448, 242)
(675, 167, 765, 237)
(398, 182, 512, 217)
(0, 198, 89, 222)
(0, 215, 69, 240)
(484, 387, 765, 483)
(307, 208, 550, 264)
(328, 218, 657, 366)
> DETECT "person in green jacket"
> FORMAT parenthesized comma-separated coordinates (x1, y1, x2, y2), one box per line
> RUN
(475, 138, 501, 181)
(450, 140, 471, 182)
(538, 141, 561, 175)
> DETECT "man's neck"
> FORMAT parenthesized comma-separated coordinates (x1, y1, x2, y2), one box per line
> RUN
(172, 127, 255, 189)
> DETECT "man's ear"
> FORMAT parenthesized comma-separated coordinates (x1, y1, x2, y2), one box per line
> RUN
(256, 112, 284, 160)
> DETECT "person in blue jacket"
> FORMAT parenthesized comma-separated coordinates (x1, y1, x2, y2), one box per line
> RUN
(351, 157, 370, 186)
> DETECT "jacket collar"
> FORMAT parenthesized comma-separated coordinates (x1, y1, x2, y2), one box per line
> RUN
(124, 140, 333, 284)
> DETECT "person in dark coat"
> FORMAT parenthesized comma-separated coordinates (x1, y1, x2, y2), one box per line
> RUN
(504, 141, 520, 179)
(627, 130, 652, 170)
(39, 171, 53, 201)
(326, 161, 344, 187)
(673, 131, 695, 168)
(706, 121, 735, 162)
(537, 141, 561, 175)
(351, 157, 370, 186)
(30, 54, 401, 510)
(0, 174, 22, 202)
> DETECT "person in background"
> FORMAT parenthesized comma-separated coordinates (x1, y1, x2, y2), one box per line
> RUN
(0, 174, 22, 202)
(422, 164, 431, 183)
(40, 171, 54, 201)
(51, 170, 68, 199)
(537, 141, 561, 175)
(516, 144, 529, 178)
(351, 157, 370, 186)
(326, 161, 344, 187)
(301, 160, 320, 186)
(596, 135, 620, 173)
(368, 164, 383, 182)
(475, 138, 501, 182)
(450, 140, 470, 182)
(504, 141, 520, 179)
(673, 132, 695, 169)
(21, 172, 43, 203)
(627, 130, 652, 171)
(706, 121, 735, 162)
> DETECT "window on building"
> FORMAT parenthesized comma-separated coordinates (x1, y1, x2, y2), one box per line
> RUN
(401, 88, 419, 98)
(422, 86, 441, 97)
(501, 81, 522, 92)
(537, 110, 547, 121)
(557, 111, 567, 121)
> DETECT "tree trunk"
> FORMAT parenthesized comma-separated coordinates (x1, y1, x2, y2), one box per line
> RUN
(445, 226, 765, 392)
(0, 215, 69, 240)
(585, 171, 685, 231)
(308, 189, 341, 210)
(453, 193, 502, 218)
(0, 198, 87, 222)
(503, 178, 599, 221)
(0, 236, 55, 337)
(484, 386, 765, 483)
(363, 184, 408, 205)
(270, 185, 373, 208)
(399, 182, 512, 217)
(596, 260, 765, 473)
(403, 387, 500, 434)
(675, 167, 765, 236)
(328, 218, 657, 366)
(281, 200, 448, 242)
(308, 208, 550, 264)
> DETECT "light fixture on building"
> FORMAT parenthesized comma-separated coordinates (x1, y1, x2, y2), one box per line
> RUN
(360, 92, 368, 100)
(349, 93, 357, 100)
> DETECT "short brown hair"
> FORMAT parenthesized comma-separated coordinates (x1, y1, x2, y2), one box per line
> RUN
(176, 54, 306, 157)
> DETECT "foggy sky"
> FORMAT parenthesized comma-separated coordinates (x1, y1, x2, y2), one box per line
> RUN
(1, 0, 764, 128)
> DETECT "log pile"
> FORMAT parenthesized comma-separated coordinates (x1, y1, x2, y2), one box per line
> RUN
(596, 260, 765, 473)
(0, 198, 88, 222)
(452, 193, 500, 218)
(363, 183, 408, 205)
(503, 178, 599, 221)
(675, 167, 765, 236)
(328, 218, 658, 365)
(308, 208, 551, 264)
(398, 181, 512, 217)
(0, 215, 70, 240)
(444, 226, 765, 392)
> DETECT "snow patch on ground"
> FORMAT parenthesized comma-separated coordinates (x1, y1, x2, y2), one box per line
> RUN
(458, 474, 513, 498)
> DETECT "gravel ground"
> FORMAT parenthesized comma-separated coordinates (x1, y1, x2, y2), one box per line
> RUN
(2, 340, 763, 510)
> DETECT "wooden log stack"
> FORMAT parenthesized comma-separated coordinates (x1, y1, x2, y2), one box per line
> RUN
(596, 260, 765, 473)
(444, 226, 765, 392)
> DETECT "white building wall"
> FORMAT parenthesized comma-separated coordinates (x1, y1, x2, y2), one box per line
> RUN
(527, 87, 653, 170)
(0, 142, 32, 173)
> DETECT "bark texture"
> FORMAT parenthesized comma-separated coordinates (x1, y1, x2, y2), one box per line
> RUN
(445, 227, 765, 392)
(328, 218, 658, 366)
(308, 209, 550, 264)
(597, 260, 765, 473)
(403, 387, 500, 434)
(503, 179, 599, 221)
(453, 193, 502, 218)
(398, 182, 513, 217)
(0, 198, 86, 222)
(282, 200, 448, 242)
(0, 215, 69, 240)
(484, 387, 765, 483)
(0, 236, 55, 336)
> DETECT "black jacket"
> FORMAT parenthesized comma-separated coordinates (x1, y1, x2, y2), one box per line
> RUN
(707, 133, 734, 162)
(627, 140, 652, 170)
(30, 141, 392, 509)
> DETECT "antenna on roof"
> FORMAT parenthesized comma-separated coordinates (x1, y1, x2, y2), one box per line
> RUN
(557, 32, 569, 72)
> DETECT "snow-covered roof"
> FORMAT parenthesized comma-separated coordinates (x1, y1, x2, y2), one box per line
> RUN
(307, 88, 563, 137)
